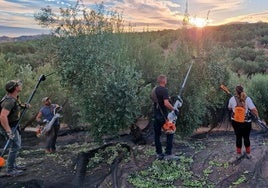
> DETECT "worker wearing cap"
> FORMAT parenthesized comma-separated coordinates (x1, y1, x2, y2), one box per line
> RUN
(36, 97, 60, 153)
(0, 80, 28, 176)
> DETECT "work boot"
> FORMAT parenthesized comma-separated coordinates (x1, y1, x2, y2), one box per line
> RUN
(164, 154, 180, 161)
(6, 169, 24, 177)
(236, 147, 242, 154)
(14, 165, 27, 171)
(246, 146, 250, 154)
(156, 153, 164, 160)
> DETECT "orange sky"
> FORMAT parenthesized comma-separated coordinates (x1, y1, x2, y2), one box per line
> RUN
(1, 0, 268, 37)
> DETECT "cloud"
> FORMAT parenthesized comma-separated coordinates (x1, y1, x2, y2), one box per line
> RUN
(87, 0, 183, 31)
(1, 0, 43, 28)
(0, 0, 75, 28)
(217, 11, 268, 25)
(1, 0, 268, 36)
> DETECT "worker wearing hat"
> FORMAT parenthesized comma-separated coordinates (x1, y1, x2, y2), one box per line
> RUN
(0, 80, 27, 176)
(36, 97, 60, 153)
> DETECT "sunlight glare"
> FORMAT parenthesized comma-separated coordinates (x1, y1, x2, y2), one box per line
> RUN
(189, 17, 207, 28)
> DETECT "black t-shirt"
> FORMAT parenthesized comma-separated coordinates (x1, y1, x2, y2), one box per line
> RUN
(154, 86, 169, 116)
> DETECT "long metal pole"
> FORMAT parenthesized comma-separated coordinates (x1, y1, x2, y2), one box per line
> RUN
(178, 60, 194, 97)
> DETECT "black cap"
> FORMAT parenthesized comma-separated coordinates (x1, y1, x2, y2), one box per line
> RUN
(5, 80, 22, 93)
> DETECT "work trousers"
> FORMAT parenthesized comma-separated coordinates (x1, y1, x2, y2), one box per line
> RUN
(7, 128, 21, 171)
(153, 113, 174, 155)
(231, 120, 252, 149)
(46, 124, 60, 151)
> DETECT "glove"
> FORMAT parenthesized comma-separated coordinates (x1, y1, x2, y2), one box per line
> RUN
(37, 119, 49, 125)
(174, 109, 179, 116)
(43, 119, 49, 123)
(25, 103, 31, 109)
(6, 131, 15, 140)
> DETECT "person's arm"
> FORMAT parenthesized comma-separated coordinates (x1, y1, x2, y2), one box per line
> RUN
(35, 111, 43, 123)
(228, 97, 233, 111)
(164, 99, 175, 111)
(250, 108, 259, 118)
(0, 109, 12, 133)
(247, 97, 259, 118)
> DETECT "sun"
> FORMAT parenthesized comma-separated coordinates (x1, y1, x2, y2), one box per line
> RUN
(189, 17, 207, 28)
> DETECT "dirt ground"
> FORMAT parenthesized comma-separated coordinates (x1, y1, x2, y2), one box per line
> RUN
(0, 121, 268, 188)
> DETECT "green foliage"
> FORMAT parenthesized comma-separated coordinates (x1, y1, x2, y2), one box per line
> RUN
(0, 39, 56, 70)
(85, 65, 146, 138)
(176, 53, 229, 135)
(248, 74, 268, 122)
(87, 143, 130, 169)
(227, 46, 268, 77)
(0, 55, 21, 97)
(259, 35, 268, 46)
(0, 41, 36, 54)
(128, 160, 183, 188)
(207, 23, 257, 44)
(53, 32, 148, 139)
(158, 30, 180, 49)
(128, 153, 213, 188)
(35, 1, 123, 36)
(131, 34, 166, 80)
(34, 6, 57, 27)
(229, 47, 259, 62)
(232, 174, 247, 185)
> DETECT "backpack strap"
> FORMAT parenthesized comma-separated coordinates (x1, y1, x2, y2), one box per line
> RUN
(0, 95, 17, 115)
(151, 87, 167, 120)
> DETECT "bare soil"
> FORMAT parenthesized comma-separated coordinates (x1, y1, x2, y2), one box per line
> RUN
(0, 121, 268, 188)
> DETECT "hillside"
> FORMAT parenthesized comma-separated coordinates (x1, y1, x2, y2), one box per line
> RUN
(0, 35, 48, 43)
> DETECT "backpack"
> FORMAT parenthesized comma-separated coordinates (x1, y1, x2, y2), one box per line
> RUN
(233, 96, 246, 123)
(150, 86, 158, 103)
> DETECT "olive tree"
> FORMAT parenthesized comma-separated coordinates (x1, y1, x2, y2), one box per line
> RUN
(35, 1, 148, 140)
(248, 74, 268, 123)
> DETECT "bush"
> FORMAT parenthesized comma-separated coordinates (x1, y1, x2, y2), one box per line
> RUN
(248, 74, 268, 122)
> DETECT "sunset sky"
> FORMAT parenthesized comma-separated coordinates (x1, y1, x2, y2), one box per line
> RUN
(1, 0, 268, 37)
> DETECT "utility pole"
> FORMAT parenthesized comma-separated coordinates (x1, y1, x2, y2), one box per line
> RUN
(206, 10, 211, 25)
(182, 0, 190, 26)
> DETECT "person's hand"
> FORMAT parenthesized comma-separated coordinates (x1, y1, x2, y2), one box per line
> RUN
(6, 131, 14, 140)
(25, 103, 31, 109)
(37, 119, 49, 125)
(55, 105, 62, 113)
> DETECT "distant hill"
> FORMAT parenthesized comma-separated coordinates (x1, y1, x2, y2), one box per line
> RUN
(0, 35, 49, 43)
